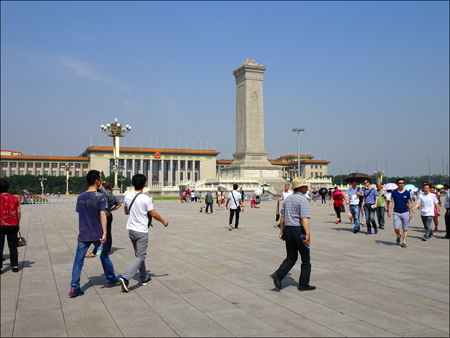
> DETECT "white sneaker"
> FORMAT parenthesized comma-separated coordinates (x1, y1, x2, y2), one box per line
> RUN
(229, 224, 232, 231)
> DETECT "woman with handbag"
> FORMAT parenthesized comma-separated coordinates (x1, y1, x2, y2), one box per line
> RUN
(329, 188, 345, 224)
(1, 180, 21, 273)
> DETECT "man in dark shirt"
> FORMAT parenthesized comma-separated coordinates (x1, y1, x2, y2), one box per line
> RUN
(69, 170, 120, 298)
(272, 177, 315, 292)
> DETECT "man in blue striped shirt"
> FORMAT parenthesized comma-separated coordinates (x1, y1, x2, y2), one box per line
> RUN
(272, 177, 315, 291)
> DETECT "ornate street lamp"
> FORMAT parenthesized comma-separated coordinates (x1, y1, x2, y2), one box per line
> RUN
(61, 163, 74, 195)
(374, 169, 385, 184)
(292, 128, 305, 177)
(39, 177, 47, 196)
(101, 118, 131, 192)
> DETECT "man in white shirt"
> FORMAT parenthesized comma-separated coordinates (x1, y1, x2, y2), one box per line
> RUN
(226, 183, 244, 231)
(413, 183, 440, 241)
(276, 183, 293, 227)
(119, 174, 168, 292)
(346, 179, 364, 233)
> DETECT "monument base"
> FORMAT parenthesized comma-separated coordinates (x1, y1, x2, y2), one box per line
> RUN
(220, 166, 282, 180)
(112, 187, 121, 196)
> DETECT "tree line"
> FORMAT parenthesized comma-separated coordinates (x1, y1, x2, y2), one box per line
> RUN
(3, 172, 132, 195)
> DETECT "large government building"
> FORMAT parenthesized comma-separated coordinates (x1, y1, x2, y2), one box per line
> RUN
(1, 148, 329, 185)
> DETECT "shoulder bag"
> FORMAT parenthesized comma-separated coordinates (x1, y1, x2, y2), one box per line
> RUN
(231, 191, 241, 212)
(128, 193, 153, 227)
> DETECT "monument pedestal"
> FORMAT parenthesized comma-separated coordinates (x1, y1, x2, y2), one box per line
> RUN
(112, 187, 121, 196)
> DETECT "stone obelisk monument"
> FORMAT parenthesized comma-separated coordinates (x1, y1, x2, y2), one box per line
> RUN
(221, 59, 281, 179)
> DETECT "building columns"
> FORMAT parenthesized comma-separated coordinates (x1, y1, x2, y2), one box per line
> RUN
(149, 159, 153, 185)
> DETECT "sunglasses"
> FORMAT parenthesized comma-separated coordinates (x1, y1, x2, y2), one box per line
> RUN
(398, 182, 405, 184)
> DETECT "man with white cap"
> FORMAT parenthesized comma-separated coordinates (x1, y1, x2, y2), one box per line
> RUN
(272, 177, 315, 291)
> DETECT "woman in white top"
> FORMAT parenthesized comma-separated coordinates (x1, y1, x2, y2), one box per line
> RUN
(413, 183, 440, 240)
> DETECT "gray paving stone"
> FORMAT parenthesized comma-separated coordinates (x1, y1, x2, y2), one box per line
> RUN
(1, 202, 448, 337)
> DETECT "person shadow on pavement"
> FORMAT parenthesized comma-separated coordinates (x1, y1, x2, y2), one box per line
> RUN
(270, 273, 297, 291)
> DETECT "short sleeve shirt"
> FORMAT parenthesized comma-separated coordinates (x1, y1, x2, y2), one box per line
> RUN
(377, 190, 387, 207)
(417, 193, 437, 216)
(1, 193, 20, 226)
(391, 189, 411, 214)
(282, 190, 293, 200)
(364, 188, 378, 205)
(76, 191, 106, 242)
(281, 192, 310, 226)
(228, 191, 241, 209)
(100, 186, 119, 216)
(124, 192, 154, 233)
(346, 187, 361, 206)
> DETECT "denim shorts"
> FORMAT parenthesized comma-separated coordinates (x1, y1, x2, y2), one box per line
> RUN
(393, 212, 410, 230)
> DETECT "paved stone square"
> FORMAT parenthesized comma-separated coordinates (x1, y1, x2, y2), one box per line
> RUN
(1, 199, 449, 337)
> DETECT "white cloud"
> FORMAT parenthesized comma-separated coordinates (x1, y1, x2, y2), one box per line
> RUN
(55, 55, 132, 92)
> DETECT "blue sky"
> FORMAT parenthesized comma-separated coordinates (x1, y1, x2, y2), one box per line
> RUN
(1, 1, 448, 177)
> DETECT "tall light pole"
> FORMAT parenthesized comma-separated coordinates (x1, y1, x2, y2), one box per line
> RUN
(101, 118, 131, 194)
(292, 128, 305, 177)
(61, 163, 74, 195)
(428, 156, 431, 182)
(39, 177, 47, 196)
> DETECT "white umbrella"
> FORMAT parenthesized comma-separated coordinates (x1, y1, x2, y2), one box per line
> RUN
(218, 184, 227, 190)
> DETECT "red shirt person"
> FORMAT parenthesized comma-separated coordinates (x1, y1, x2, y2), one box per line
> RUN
(1, 179, 21, 273)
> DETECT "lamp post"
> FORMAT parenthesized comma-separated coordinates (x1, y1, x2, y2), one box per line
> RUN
(292, 128, 305, 177)
(374, 169, 385, 183)
(39, 177, 47, 196)
(101, 118, 131, 195)
(60, 163, 74, 195)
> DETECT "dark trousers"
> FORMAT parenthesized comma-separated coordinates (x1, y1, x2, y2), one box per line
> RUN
(334, 206, 341, 220)
(91, 214, 113, 255)
(229, 209, 240, 228)
(376, 207, 385, 228)
(321, 195, 326, 204)
(364, 204, 377, 232)
(1, 225, 19, 269)
(206, 202, 213, 213)
(275, 226, 311, 288)
(445, 209, 450, 238)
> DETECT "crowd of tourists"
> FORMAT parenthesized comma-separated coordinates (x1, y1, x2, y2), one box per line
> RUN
(1, 173, 449, 296)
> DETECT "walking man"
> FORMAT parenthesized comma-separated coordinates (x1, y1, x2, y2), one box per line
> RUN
(376, 183, 388, 229)
(387, 178, 412, 248)
(226, 183, 244, 231)
(205, 190, 214, 214)
(362, 180, 378, 235)
(119, 174, 168, 292)
(412, 183, 440, 241)
(277, 182, 293, 227)
(346, 179, 364, 233)
(272, 177, 314, 291)
(69, 170, 120, 298)
(86, 182, 122, 257)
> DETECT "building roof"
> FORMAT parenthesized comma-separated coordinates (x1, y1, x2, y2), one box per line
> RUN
(82, 146, 220, 156)
(1, 155, 89, 162)
(217, 158, 330, 165)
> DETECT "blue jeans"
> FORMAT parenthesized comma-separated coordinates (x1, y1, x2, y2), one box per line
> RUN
(350, 205, 360, 230)
(364, 204, 377, 233)
(70, 240, 116, 287)
(206, 202, 213, 213)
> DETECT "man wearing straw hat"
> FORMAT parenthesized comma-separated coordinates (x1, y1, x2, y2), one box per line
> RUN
(272, 177, 315, 291)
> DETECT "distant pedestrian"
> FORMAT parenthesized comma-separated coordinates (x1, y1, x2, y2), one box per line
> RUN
(362, 180, 378, 235)
(205, 190, 214, 214)
(240, 187, 245, 205)
(387, 178, 412, 248)
(312, 189, 319, 205)
(276, 183, 293, 226)
(413, 183, 440, 241)
(319, 188, 327, 205)
(329, 188, 345, 224)
(346, 179, 364, 233)
(376, 183, 388, 229)
(226, 184, 244, 231)
(272, 177, 315, 292)
(119, 174, 168, 292)
(443, 184, 450, 239)
(1, 179, 21, 274)
(69, 170, 120, 298)
(216, 188, 222, 211)
(430, 186, 442, 232)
